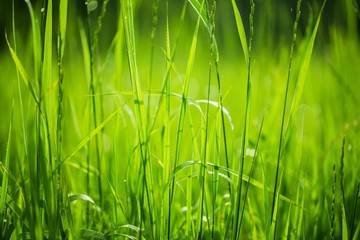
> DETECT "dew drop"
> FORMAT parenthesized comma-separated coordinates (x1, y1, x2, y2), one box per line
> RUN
(41, 7, 45, 13)
(87, 0, 98, 12)
(246, 148, 255, 158)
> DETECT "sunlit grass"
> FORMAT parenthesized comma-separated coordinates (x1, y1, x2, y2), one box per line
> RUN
(1, 0, 360, 239)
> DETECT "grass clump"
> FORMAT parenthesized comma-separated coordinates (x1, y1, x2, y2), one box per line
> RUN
(0, 0, 359, 239)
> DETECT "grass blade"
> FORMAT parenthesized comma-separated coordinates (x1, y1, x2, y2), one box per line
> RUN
(59, 106, 121, 168)
(59, 0, 68, 58)
(271, 0, 303, 228)
(285, 0, 327, 140)
(230, 0, 249, 65)
(6, 35, 39, 104)
(122, 0, 155, 237)
(0, 100, 14, 218)
(340, 138, 349, 239)
(233, 0, 255, 238)
(24, 0, 42, 81)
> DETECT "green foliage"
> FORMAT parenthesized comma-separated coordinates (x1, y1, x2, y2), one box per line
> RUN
(0, 0, 359, 239)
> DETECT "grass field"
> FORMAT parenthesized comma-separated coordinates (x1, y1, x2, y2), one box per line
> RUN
(1, 0, 360, 239)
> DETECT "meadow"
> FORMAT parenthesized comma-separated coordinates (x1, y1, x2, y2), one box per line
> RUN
(0, 0, 360, 239)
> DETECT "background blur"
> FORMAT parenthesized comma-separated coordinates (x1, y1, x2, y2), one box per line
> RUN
(0, 0, 359, 52)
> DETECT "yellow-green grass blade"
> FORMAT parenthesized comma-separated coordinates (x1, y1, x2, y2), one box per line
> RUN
(163, 2, 172, 239)
(188, 110, 202, 238)
(58, 106, 121, 169)
(79, 20, 91, 85)
(247, 196, 259, 240)
(233, 1, 255, 238)
(146, 1, 188, 135)
(42, 0, 53, 102)
(238, 113, 263, 235)
(340, 138, 349, 239)
(271, 0, 303, 228)
(285, 0, 327, 140)
(188, 0, 219, 61)
(6, 35, 39, 104)
(123, 1, 156, 234)
(59, 0, 68, 59)
(115, 2, 124, 86)
(171, 0, 203, 237)
(230, 0, 249, 66)
(40, 1, 58, 237)
(25, 0, 42, 81)
(173, 0, 202, 186)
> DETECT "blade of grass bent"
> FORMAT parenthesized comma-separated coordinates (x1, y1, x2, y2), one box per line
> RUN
(58, 106, 122, 169)
(6, 35, 39, 104)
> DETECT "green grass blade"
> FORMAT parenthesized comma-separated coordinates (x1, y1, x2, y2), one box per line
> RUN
(285, 0, 327, 140)
(0, 100, 14, 217)
(59, 106, 121, 168)
(233, 0, 255, 238)
(187, 116, 200, 238)
(351, 181, 360, 238)
(238, 114, 264, 234)
(42, 0, 53, 105)
(25, 0, 42, 80)
(59, 0, 68, 58)
(122, 0, 155, 236)
(68, 194, 96, 205)
(173, 0, 202, 176)
(271, 0, 303, 228)
(170, 1, 203, 237)
(342, 203, 349, 240)
(188, 0, 219, 61)
(80, 229, 107, 240)
(230, 0, 249, 65)
(340, 138, 349, 239)
(6, 35, 39, 104)
(79, 20, 91, 84)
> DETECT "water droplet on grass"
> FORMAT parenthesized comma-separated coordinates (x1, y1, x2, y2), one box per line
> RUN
(246, 148, 255, 158)
(181, 206, 188, 212)
(300, 179, 305, 189)
(223, 194, 230, 199)
(41, 7, 45, 13)
(87, 0, 98, 12)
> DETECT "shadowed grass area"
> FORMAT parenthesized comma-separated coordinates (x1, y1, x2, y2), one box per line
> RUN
(0, 0, 360, 239)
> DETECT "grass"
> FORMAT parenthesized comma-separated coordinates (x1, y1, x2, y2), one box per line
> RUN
(1, 0, 360, 239)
